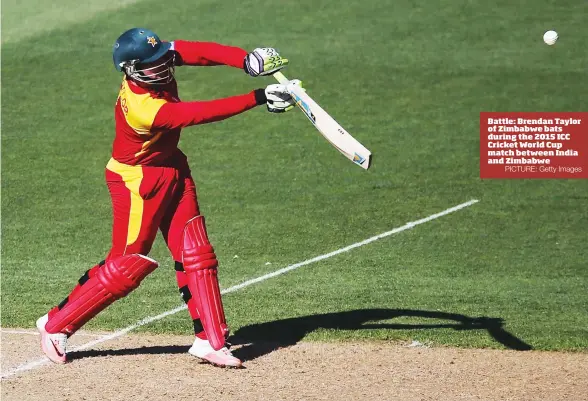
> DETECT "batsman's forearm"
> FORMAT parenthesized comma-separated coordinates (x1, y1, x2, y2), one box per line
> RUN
(174, 40, 247, 68)
(153, 90, 266, 129)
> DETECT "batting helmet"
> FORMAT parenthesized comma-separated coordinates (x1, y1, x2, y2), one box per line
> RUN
(112, 28, 175, 84)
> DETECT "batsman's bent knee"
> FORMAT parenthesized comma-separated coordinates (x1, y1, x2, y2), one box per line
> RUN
(182, 216, 218, 271)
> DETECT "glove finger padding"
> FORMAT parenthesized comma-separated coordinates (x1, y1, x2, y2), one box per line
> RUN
(265, 83, 295, 113)
(245, 48, 288, 77)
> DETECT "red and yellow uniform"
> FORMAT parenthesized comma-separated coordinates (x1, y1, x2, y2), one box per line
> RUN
(105, 40, 259, 262)
(39, 31, 278, 366)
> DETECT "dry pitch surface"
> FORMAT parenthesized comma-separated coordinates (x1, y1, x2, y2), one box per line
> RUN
(2, 330, 587, 401)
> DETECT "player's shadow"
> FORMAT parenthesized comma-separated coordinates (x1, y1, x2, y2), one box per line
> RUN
(68, 308, 532, 362)
(69, 345, 189, 361)
(230, 308, 532, 362)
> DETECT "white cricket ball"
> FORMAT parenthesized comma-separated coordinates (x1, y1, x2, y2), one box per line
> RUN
(543, 30, 558, 45)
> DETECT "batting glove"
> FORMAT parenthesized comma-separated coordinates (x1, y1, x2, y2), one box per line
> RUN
(266, 79, 304, 113)
(244, 48, 288, 77)
(253, 80, 302, 113)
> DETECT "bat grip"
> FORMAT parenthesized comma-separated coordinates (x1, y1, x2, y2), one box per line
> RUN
(273, 71, 289, 84)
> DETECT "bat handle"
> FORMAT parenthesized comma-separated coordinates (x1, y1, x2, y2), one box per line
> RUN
(273, 71, 289, 84)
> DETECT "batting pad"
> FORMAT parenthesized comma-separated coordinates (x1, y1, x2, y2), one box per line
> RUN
(182, 216, 228, 351)
(45, 254, 158, 335)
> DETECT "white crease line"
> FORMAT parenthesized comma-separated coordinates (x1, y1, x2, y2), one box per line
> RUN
(1, 199, 479, 379)
(0, 329, 104, 337)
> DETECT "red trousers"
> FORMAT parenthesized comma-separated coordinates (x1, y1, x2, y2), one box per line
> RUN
(104, 158, 206, 336)
(105, 158, 199, 261)
(46, 158, 209, 336)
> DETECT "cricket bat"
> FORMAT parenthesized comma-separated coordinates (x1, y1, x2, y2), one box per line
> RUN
(273, 71, 372, 170)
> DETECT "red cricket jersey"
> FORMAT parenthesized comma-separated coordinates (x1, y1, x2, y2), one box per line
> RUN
(111, 40, 258, 168)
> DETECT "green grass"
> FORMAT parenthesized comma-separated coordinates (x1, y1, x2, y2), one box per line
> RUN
(1, 0, 145, 44)
(2, 0, 587, 352)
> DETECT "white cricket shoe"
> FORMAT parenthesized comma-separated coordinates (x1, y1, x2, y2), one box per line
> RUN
(36, 314, 68, 364)
(188, 337, 242, 368)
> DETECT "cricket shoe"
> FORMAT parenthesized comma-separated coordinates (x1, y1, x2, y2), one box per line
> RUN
(188, 337, 242, 368)
(36, 314, 68, 364)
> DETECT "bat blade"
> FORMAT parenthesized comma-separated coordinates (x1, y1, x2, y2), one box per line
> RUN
(273, 72, 372, 170)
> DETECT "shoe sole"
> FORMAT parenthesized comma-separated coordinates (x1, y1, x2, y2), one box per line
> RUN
(195, 357, 243, 369)
(189, 349, 243, 368)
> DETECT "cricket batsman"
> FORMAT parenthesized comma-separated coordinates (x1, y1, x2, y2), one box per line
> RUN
(36, 27, 299, 368)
